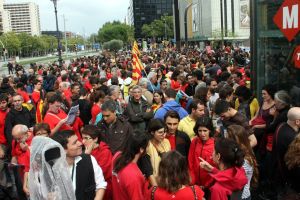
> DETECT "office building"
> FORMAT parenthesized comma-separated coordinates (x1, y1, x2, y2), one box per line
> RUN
(4, 2, 41, 36)
(129, 0, 173, 39)
(190, 0, 250, 42)
(0, 0, 11, 33)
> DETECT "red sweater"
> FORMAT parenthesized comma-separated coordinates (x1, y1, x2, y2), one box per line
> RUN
(91, 142, 113, 200)
(150, 185, 204, 200)
(0, 109, 9, 145)
(188, 137, 215, 188)
(209, 167, 247, 200)
(112, 162, 146, 200)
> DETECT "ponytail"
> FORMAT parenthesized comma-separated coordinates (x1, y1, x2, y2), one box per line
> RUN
(215, 138, 245, 168)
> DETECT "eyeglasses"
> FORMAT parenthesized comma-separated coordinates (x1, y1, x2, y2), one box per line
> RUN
(82, 136, 93, 140)
(156, 130, 166, 135)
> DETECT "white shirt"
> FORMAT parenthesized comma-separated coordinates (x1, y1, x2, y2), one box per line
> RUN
(69, 155, 107, 191)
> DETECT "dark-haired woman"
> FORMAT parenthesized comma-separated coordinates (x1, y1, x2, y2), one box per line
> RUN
(149, 151, 205, 200)
(151, 90, 165, 114)
(82, 125, 113, 200)
(227, 125, 259, 200)
(112, 133, 149, 200)
(146, 119, 171, 177)
(200, 138, 248, 200)
(188, 116, 215, 190)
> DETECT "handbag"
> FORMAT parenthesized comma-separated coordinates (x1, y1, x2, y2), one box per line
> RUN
(251, 116, 265, 126)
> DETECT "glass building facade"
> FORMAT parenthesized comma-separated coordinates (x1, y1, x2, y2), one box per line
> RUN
(251, 0, 300, 106)
(131, 0, 173, 39)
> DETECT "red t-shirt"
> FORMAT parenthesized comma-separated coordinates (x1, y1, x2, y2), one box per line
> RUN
(112, 162, 146, 200)
(0, 109, 9, 145)
(91, 104, 101, 124)
(166, 134, 176, 150)
(43, 109, 72, 132)
(84, 81, 92, 92)
(150, 185, 204, 200)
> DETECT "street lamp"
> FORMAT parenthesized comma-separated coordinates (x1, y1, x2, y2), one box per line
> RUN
(50, 0, 62, 67)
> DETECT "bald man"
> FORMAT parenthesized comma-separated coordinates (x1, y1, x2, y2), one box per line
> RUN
(272, 107, 300, 193)
(11, 124, 33, 196)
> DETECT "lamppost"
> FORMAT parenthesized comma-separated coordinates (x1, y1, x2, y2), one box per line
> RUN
(50, 0, 62, 67)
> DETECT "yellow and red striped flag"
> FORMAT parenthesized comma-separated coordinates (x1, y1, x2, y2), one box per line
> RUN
(131, 41, 144, 84)
(132, 41, 141, 56)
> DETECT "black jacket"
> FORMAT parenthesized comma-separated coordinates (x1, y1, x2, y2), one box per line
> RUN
(97, 115, 132, 154)
(124, 98, 153, 132)
(5, 106, 36, 146)
(266, 106, 290, 133)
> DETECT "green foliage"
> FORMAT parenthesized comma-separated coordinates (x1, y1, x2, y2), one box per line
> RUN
(98, 21, 134, 44)
(141, 15, 174, 39)
(102, 39, 123, 52)
(0, 32, 21, 53)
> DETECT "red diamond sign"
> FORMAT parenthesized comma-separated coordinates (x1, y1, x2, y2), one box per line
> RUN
(273, 0, 300, 42)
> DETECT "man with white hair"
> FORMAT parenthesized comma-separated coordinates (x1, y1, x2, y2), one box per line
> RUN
(139, 78, 153, 105)
(108, 85, 124, 114)
(147, 71, 160, 92)
(11, 124, 33, 196)
(272, 107, 300, 194)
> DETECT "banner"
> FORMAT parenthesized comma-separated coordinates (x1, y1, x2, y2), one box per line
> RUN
(240, 0, 250, 28)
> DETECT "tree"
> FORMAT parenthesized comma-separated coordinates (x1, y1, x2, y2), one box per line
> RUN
(141, 15, 174, 39)
(98, 21, 134, 44)
(0, 32, 21, 57)
(102, 39, 123, 53)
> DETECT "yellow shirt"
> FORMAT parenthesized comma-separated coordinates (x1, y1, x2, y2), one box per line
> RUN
(235, 98, 260, 119)
(146, 139, 171, 176)
(178, 115, 196, 139)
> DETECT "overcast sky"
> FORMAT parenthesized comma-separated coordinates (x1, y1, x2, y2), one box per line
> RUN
(6, 0, 129, 36)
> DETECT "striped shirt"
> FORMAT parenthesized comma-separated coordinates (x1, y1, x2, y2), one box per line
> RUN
(242, 159, 253, 199)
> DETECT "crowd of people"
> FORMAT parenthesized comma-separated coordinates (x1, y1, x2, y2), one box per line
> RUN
(0, 46, 299, 200)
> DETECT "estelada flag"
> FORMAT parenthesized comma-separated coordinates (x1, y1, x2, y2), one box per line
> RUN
(132, 41, 144, 84)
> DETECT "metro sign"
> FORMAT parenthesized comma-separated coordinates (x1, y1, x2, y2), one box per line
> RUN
(273, 0, 300, 42)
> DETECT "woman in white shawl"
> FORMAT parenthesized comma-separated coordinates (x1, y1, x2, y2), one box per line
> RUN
(28, 136, 76, 200)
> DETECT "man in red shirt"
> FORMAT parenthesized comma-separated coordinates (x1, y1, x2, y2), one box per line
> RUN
(43, 93, 83, 139)
(43, 93, 71, 136)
